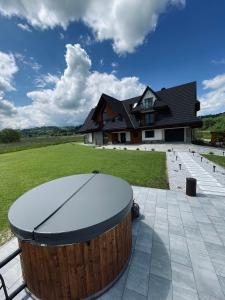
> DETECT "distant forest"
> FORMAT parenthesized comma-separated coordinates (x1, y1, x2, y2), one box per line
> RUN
(21, 125, 82, 137)
(201, 112, 225, 132)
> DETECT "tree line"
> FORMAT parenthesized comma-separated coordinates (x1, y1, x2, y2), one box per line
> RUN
(0, 125, 82, 143)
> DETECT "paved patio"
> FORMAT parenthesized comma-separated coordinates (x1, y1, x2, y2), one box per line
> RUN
(88, 143, 225, 156)
(1, 186, 225, 299)
(167, 151, 225, 196)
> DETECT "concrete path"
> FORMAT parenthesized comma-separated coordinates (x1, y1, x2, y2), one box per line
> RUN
(1, 186, 225, 300)
(85, 142, 225, 156)
(178, 152, 225, 197)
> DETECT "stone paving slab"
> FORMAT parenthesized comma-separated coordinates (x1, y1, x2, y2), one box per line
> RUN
(167, 150, 225, 197)
(166, 151, 190, 192)
(178, 152, 225, 197)
(83, 142, 225, 156)
(191, 153, 225, 187)
(1, 186, 225, 299)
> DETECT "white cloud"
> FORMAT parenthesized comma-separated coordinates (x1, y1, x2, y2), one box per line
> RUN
(202, 74, 225, 90)
(17, 23, 32, 32)
(112, 62, 119, 68)
(79, 34, 95, 47)
(0, 44, 145, 129)
(211, 58, 225, 65)
(15, 53, 42, 72)
(200, 73, 225, 115)
(35, 73, 59, 88)
(0, 52, 18, 127)
(0, 0, 185, 54)
(59, 32, 64, 39)
(0, 51, 18, 92)
(0, 97, 16, 116)
(0, 96, 17, 129)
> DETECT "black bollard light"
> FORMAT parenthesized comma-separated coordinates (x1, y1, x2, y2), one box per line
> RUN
(201, 157, 203, 162)
(186, 178, 197, 196)
(213, 165, 216, 172)
(179, 163, 181, 170)
(176, 156, 178, 161)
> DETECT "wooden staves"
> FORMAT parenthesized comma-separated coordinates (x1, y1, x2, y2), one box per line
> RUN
(19, 211, 132, 300)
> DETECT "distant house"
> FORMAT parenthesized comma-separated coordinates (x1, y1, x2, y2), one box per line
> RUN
(79, 82, 202, 145)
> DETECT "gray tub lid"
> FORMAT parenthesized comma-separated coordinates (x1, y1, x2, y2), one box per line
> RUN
(8, 173, 133, 245)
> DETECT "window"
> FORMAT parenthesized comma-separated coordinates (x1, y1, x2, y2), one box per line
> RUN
(145, 130, 154, 138)
(145, 113, 153, 125)
(143, 97, 153, 109)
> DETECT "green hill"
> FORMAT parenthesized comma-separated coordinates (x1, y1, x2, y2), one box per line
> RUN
(201, 112, 225, 132)
(21, 125, 82, 137)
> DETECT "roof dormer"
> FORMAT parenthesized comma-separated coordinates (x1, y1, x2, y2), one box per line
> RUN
(141, 88, 157, 109)
(132, 86, 158, 112)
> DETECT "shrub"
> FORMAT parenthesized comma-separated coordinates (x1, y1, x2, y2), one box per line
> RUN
(136, 148, 140, 150)
(124, 147, 127, 150)
(209, 151, 214, 155)
(192, 139, 206, 146)
(0, 129, 21, 143)
(151, 148, 155, 151)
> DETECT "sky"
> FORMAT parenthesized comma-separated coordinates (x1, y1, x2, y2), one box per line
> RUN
(0, 0, 225, 129)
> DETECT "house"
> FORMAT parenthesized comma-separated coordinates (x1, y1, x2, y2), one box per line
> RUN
(79, 81, 202, 145)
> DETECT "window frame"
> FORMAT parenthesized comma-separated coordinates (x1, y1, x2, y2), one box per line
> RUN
(145, 113, 154, 125)
(143, 97, 153, 109)
(145, 130, 155, 138)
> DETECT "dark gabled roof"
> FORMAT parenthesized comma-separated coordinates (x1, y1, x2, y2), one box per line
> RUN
(153, 98, 168, 109)
(79, 81, 202, 133)
(135, 86, 159, 106)
(151, 81, 200, 128)
(79, 93, 133, 133)
(79, 108, 99, 133)
(101, 94, 133, 128)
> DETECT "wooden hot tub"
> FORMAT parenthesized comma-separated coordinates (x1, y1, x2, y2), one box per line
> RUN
(8, 173, 133, 300)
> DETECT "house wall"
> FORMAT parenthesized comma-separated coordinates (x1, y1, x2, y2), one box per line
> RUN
(142, 129, 164, 142)
(126, 132, 131, 142)
(185, 128, 192, 143)
(93, 131, 103, 145)
(87, 133, 93, 143)
(116, 131, 131, 143)
(89, 127, 193, 145)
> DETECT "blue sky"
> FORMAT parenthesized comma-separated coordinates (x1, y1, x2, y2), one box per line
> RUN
(0, 0, 225, 128)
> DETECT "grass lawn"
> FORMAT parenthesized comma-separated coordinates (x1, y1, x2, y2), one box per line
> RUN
(203, 154, 225, 168)
(0, 143, 167, 244)
(0, 135, 83, 154)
